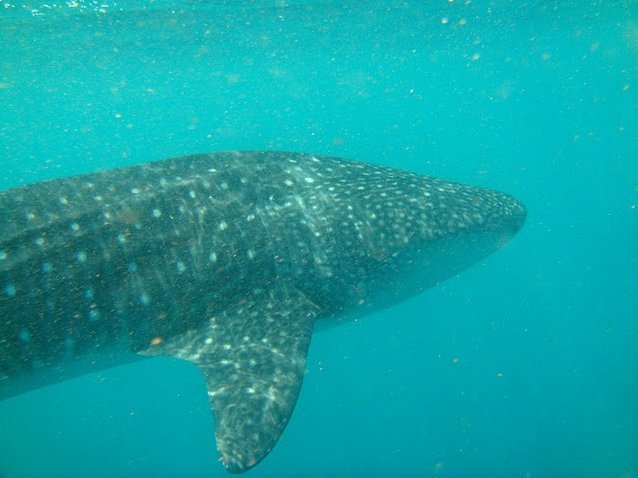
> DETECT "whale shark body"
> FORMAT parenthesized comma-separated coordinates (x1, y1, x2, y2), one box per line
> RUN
(0, 151, 525, 472)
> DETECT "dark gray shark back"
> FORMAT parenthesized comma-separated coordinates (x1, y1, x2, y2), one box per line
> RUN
(1, 153, 276, 377)
(0, 151, 525, 473)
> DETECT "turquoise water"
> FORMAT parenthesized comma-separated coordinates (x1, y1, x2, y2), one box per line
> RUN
(0, 1, 636, 477)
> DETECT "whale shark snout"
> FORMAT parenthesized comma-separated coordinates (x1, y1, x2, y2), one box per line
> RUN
(494, 192, 527, 236)
(485, 192, 527, 255)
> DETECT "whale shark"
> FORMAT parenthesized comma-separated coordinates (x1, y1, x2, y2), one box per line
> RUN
(0, 151, 525, 473)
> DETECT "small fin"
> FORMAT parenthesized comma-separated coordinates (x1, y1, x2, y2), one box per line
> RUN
(142, 284, 318, 473)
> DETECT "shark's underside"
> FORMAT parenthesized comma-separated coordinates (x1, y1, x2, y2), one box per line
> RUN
(0, 151, 525, 472)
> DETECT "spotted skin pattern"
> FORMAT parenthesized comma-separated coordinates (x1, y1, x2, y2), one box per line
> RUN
(0, 151, 526, 472)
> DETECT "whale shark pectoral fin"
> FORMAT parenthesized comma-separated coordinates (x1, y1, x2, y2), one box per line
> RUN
(142, 284, 319, 473)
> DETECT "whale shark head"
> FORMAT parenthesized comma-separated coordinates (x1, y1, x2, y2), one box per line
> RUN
(372, 177, 527, 303)
(264, 154, 527, 319)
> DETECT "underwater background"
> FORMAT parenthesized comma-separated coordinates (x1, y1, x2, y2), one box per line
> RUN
(0, 1, 636, 477)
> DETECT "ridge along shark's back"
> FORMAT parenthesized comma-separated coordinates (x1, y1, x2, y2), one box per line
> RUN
(0, 151, 526, 473)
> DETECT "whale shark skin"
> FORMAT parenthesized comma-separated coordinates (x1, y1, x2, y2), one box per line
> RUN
(0, 151, 526, 472)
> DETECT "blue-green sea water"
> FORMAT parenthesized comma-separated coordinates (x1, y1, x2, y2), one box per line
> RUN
(0, 1, 636, 477)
